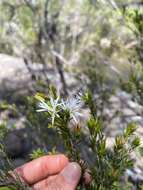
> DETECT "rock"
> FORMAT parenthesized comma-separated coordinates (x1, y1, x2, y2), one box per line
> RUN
(4, 129, 32, 158)
(4, 132, 22, 157)
(122, 108, 136, 117)
(13, 158, 26, 168)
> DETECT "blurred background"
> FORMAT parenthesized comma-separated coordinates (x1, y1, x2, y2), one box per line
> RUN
(0, 0, 143, 189)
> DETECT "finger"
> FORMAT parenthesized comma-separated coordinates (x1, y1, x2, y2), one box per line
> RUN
(32, 162, 81, 190)
(32, 175, 58, 189)
(14, 154, 69, 185)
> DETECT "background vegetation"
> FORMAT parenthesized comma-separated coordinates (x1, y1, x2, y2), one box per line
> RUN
(0, 0, 143, 189)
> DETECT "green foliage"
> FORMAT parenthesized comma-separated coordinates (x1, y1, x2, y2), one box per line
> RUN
(0, 102, 16, 112)
(30, 148, 46, 160)
(35, 89, 140, 190)
(0, 123, 7, 140)
(124, 7, 143, 35)
(121, 5, 143, 105)
(121, 64, 143, 105)
(82, 92, 140, 190)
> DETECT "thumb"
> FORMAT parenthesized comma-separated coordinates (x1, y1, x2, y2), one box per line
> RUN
(59, 162, 81, 190)
(32, 162, 81, 190)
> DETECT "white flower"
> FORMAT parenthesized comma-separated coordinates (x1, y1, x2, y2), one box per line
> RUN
(37, 100, 52, 112)
(37, 95, 83, 125)
(37, 96, 61, 125)
(62, 97, 83, 124)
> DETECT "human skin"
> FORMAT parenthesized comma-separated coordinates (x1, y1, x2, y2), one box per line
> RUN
(14, 154, 81, 190)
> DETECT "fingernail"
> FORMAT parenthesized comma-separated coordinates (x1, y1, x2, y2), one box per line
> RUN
(61, 162, 81, 184)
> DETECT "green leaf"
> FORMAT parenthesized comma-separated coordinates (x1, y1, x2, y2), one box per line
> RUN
(30, 148, 46, 160)
(124, 123, 137, 138)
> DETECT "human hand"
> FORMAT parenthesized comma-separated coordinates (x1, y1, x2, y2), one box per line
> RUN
(14, 154, 81, 190)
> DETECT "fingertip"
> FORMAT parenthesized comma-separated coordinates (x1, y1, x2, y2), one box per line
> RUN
(58, 154, 69, 166)
(61, 162, 81, 187)
(51, 154, 69, 173)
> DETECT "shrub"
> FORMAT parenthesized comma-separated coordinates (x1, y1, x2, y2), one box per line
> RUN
(0, 88, 141, 190)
